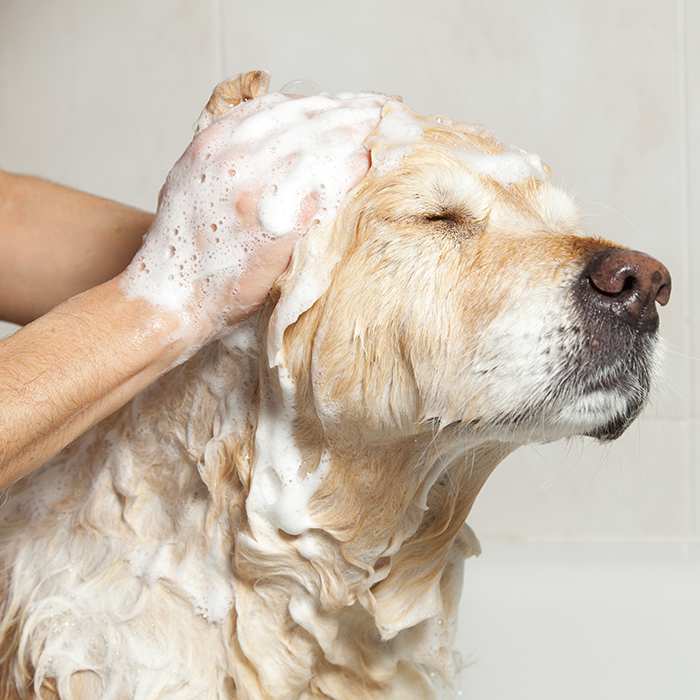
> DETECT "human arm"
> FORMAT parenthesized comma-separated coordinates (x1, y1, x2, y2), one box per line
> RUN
(0, 90, 386, 487)
(0, 170, 153, 325)
(0, 277, 184, 486)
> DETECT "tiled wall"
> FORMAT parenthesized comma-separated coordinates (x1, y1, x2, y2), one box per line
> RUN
(222, 0, 697, 546)
(1, 2, 698, 696)
(2, 0, 695, 544)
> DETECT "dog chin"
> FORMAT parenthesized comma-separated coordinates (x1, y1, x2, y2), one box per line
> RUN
(583, 398, 644, 441)
(575, 389, 647, 441)
(555, 338, 657, 442)
(550, 383, 648, 442)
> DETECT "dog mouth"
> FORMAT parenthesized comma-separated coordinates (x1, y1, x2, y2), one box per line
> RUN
(467, 335, 656, 442)
(460, 299, 660, 443)
(564, 249, 668, 441)
(560, 333, 655, 441)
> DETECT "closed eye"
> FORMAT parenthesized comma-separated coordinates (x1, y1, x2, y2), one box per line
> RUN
(422, 210, 463, 224)
(419, 207, 487, 238)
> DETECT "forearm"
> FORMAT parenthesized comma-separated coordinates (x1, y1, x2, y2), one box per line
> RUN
(0, 171, 153, 325)
(0, 275, 186, 487)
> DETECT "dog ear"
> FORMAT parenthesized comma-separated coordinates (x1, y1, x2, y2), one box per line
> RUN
(195, 70, 270, 132)
(205, 70, 270, 115)
(266, 219, 342, 368)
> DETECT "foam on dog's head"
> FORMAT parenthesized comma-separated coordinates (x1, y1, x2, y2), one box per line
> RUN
(267, 99, 425, 368)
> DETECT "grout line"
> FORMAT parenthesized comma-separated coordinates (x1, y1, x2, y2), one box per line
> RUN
(676, 0, 696, 539)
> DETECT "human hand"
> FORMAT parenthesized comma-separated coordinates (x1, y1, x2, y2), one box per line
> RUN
(121, 89, 387, 349)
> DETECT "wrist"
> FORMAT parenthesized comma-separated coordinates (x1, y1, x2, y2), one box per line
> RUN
(110, 272, 212, 365)
(103, 274, 194, 369)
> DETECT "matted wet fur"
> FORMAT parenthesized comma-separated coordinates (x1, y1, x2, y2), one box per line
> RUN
(0, 72, 664, 699)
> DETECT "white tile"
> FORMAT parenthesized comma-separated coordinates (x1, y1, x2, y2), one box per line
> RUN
(220, 0, 690, 419)
(469, 418, 691, 540)
(0, 0, 221, 210)
(687, 0, 700, 422)
(684, 1, 700, 540)
(693, 417, 700, 542)
(456, 542, 700, 699)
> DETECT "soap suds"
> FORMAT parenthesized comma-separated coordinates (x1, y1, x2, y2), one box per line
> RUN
(367, 101, 424, 175)
(246, 365, 331, 537)
(121, 92, 392, 340)
(457, 147, 545, 185)
(126, 523, 234, 624)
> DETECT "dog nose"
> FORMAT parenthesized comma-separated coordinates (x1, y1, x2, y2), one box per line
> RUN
(581, 248, 671, 330)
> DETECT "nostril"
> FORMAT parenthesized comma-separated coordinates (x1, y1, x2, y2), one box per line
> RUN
(620, 274, 636, 294)
(650, 268, 672, 305)
(656, 282, 671, 306)
(587, 266, 638, 299)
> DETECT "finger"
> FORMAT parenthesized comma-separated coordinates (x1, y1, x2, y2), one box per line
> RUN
(343, 149, 373, 189)
(233, 189, 262, 229)
(297, 191, 321, 229)
(190, 94, 286, 162)
(242, 109, 379, 170)
(234, 230, 301, 312)
(207, 92, 288, 132)
(228, 95, 341, 146)
(200, 97, 383, 168)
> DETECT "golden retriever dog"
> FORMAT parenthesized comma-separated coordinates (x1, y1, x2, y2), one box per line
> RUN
(0, 71, 671, 699)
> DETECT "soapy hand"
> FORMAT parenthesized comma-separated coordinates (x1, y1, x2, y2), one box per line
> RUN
(122, 91, 387, 348)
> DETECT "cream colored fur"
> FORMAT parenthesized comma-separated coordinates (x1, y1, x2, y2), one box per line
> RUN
(0, 73, 655, 699)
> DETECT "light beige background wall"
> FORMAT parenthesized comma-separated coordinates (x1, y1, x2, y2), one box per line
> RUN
(1, 1, 698, 697)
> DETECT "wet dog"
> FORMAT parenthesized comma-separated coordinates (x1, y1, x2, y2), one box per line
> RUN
(0, 71, 671, 699)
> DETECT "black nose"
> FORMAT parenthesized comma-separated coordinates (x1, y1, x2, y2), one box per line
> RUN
(580, 248, 671, 330)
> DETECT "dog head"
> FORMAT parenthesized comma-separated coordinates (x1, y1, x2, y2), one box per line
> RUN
(274, 101, 671, 451)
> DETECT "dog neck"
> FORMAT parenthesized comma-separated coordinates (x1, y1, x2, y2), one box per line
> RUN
(1, 322, 511, 698)
(159, 325, 512, 697)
